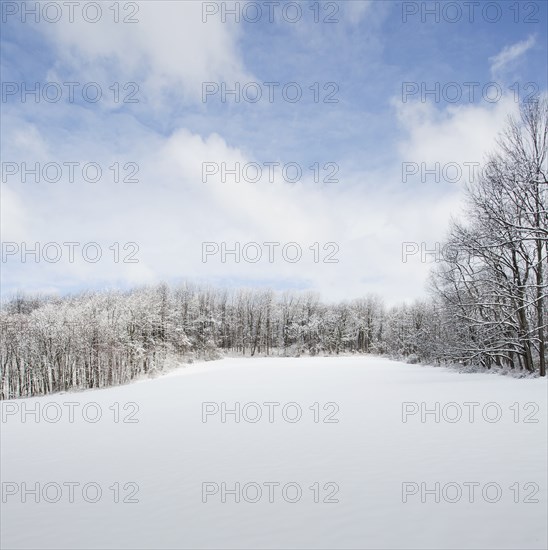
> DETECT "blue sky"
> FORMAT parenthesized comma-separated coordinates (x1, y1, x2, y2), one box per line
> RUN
(1, 0, 547, 303)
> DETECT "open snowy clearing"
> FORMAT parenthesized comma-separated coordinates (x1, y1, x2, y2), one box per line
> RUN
(1, 356, 547, 549)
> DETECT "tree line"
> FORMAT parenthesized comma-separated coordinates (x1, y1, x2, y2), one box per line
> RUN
(1, 101, 546, 399)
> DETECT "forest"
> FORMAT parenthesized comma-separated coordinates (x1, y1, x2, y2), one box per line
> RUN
(1, 100, 546, 399)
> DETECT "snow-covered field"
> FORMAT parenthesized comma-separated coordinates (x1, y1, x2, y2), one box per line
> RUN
(1, 356, 547, 549)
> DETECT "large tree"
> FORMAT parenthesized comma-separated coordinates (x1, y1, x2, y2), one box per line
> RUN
(431, 99, 547, 375)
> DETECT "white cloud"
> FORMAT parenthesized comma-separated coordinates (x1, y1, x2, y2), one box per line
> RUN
(395, 97, 519, 167)
(3, 7, 540, 306)
(0, 109, 485, 305)
(39, 1, 252, 105)
(489, 35, 536, 78)
(2, 89, 524, 305)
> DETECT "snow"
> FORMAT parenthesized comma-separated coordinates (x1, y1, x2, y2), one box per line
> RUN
(1, 356, 547, 549)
